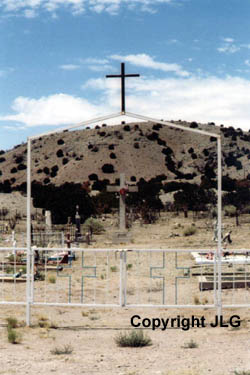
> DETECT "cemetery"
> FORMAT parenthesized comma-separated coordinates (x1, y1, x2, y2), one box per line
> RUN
(0, 82, 249, 325)
(0, 63, 249, 375)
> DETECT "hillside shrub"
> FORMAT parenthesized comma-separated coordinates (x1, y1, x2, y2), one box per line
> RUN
(102, 164, 114, 173)
(10, 167, 17, 174)
(56, 149, 64, 158)
(17, 163, 26, 170)
(190, 121, 198, 128)
(50, 165, 59, 177)
(0, 157, 6, 163)
(15, 156, 23, 164)
(152, 123, 162, 131)
(88, 173, 98, 181)
(43, 167, 50, 175)
(162, 147, 173, 156)
(109, 152, 116, 159)
(108, 144, 115, 150)
(147, 132, 158, 141)
(203, 148, 209, 156)
(134, 142, 140, 149)
(62, 158, 69, 165)
(57, 139, 64, 145)
(123, 125, 131, 131)
(157, 138, 166, 146)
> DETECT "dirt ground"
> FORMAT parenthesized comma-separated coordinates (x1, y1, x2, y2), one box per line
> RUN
(0, 212, 249, 375)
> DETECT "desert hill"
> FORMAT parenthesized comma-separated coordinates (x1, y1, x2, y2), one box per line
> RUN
(0, 119, 249, 191)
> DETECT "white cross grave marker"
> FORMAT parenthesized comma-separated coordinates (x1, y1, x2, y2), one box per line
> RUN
(107, 173, 138, 232)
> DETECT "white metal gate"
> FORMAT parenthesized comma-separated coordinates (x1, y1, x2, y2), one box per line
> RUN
(0, 247, 249, 325)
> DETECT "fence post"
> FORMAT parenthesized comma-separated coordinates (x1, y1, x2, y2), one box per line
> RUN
(61, 231, 65, 247)
(26, 137, 32, 326)
(216, 136, 222, 317)
(119, 250, 127, 307)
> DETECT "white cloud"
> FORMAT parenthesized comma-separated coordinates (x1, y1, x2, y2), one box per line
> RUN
(0, 94, 105, 126)
(217, 44, 240, 54)
(81, 58, 112, 72)
(2, 76, 250, 131)
(0, 0, 180, 17)
(245, 60, 250, 67)
(223, 37, 234, 43)
(59, 64, 80, 70)
(110, 54, 190, 77)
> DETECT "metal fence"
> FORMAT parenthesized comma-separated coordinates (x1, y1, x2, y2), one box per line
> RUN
(0, 247, 249, 325)
(31, 231, 64, 247)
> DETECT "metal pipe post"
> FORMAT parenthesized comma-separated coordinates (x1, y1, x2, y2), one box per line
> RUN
(217, 136, 222, 316)
(26, 137, 32, 326)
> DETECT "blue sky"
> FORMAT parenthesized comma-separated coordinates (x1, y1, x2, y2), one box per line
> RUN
(1, 0, 250, 150)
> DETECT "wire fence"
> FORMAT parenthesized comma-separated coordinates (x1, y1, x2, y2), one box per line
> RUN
(0, 247, 249, 324)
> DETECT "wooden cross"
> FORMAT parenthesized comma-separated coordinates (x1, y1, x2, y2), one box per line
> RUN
(106, 62, 140, 113)
(107, 173, 138, 232)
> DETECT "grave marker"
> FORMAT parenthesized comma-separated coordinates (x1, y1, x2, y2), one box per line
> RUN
(107, 173, 138, 242)
(45, 210, 52, 229)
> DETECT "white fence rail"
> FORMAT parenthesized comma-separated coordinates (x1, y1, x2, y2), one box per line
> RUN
(0, 247, 249, 325)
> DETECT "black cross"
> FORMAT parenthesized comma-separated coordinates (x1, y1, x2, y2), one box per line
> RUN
(106, 62, 140, 113)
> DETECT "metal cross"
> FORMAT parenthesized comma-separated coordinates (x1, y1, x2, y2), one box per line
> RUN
(107, 173, 138, 232)
(150, 252, 190, 305)
(106, 62, 140, 113)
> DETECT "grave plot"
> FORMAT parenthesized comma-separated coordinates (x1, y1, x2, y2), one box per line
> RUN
(0, 248, 27, 304)
(125, 250, 214, 307)
(32, 249, 121, 306)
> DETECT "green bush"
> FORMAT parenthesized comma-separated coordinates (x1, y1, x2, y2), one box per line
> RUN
(6, 317, 18, 329)
(7, 328, 21, 344)
(183, 226, 197, 236)
(182, 339, 198, 349)
(224, 205, 237, 217)
(48, 275, 56, 284)
(115, 330, 152, 347)
(50, 344, 73, 355)
(83, 218, 105, 234)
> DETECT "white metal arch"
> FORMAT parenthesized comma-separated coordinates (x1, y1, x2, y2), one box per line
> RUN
(26, 111, 222, 325)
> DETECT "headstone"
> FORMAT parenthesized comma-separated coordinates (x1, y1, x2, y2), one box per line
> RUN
(107, 173, 138, 243)
(45, 210, 52, 229)
(75, 205, 81, 242)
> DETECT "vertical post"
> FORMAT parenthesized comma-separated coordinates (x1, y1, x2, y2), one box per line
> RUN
(119, 251, 123, 306)
(26, 137, 32, 326)
(217, 136, 222, 317)
(121, 63, 125, 113)
(119, 173, 126, 231)
(119, 250, 126, 306)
